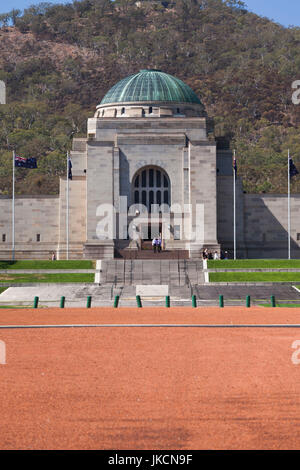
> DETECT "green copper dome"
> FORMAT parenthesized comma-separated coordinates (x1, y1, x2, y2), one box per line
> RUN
(100, 69, 201, 105)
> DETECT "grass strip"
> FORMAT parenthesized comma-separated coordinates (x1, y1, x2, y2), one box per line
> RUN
(0, 306, 40, 309)
(0, 273, 94, 283)
(260, 303, 300, 308)
(208, 260, 300, 269)
(0, 260, 94, 270)
(209, 272, 300, 283)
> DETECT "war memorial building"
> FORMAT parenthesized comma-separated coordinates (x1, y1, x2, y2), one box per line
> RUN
(0, 69, 300, 260)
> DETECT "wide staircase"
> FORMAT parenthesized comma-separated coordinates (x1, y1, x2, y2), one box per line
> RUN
(116, 249, 189, 260)
(99, 259, 204, 288)
(115, 241, 189, 260)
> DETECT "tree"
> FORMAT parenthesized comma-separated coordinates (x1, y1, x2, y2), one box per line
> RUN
(0, 13, 10, 29)
(9, 9, 22, 26)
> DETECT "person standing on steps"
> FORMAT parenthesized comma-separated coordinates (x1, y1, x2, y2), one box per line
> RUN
(152, 237, 157, 253)
(157, 236, 162, 253)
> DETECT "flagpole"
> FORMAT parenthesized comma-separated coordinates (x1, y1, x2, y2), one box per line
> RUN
(66, 151, 69, 260)
(233, 149, 237, 260)
(288, 149, 291, 260)
(12, 150, 15, 261)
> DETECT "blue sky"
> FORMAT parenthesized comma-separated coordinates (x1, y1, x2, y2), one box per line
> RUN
(245, 0, 300, 27)
(0, 0, 68, 14)
(0, 0, 300, 27)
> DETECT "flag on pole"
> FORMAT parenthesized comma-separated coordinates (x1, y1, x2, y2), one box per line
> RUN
(68, 156, 72, 180)
(15, 155, 27, 167)
(289, 158, 299, 179)
(15, 155, 37, 169)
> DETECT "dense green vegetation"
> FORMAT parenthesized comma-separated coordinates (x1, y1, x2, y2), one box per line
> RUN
(208, 260, 300, 268)
(0, 287, 7, 294)
(0, 260, 94, 269)
(1, 0, 300, 195)
(209, 272, 300, 282)
(0, 273, 94, 282)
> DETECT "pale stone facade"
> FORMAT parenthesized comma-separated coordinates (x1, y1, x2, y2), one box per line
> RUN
(0, 70, 299, 259)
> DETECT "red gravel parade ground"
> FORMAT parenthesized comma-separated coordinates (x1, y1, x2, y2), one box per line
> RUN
(0, 307, 300, 449)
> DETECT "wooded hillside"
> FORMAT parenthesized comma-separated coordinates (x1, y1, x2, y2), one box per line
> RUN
(0, 0, 300, 195)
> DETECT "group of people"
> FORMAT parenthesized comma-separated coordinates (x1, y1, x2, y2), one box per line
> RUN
(202, 249, 229, 260)
(152, 237, 162, 253)
(202, 249, 218, 260)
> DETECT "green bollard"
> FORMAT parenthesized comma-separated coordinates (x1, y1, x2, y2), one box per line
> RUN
(219, 295, 224, 308)
(246, 295, 251, 308)
(271, 295, 276, 308)
(60, 296, 65, 308)
(136, 295, 142, 308)
(33, 296, 39, 309)
(114, 295, 120, 308)
(166, 296, 170, 308)
(86, 296, 92, 308)
(192, 295, 197, 308)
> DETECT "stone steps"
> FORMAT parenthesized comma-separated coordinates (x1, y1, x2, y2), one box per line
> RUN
(98, 259, 204, 287)
(115, 249, 189, 260)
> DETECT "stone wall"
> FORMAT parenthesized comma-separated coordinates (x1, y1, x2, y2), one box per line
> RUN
(243, 194, 300, 259)
(58, 178, 87, 259)
(0, 196, 59, 259)
(189, 141, 219, 256)
(0, 177, 87, 260)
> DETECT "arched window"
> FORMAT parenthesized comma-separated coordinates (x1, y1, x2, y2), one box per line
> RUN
(132, 166, 171, 213)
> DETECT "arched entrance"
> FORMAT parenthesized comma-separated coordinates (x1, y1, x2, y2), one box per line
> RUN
(132, 166, 170, 211)
(132, 166, 171, 242)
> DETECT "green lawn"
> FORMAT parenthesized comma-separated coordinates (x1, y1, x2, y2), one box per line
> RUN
(208, 260, 300, 269)
(0, 273, 94, 284)
(0, 305, 36, 309)
(209, 272, 300, 283)
(0, 287, 7, 294)
(0, 260, 94, 270)
(260, 303, 300, 308)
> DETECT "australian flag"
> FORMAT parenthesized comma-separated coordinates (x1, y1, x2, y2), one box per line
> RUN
(289, 158, 299, 179)
(15, 155, 37, 169)
(68, 156, 72, 180)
